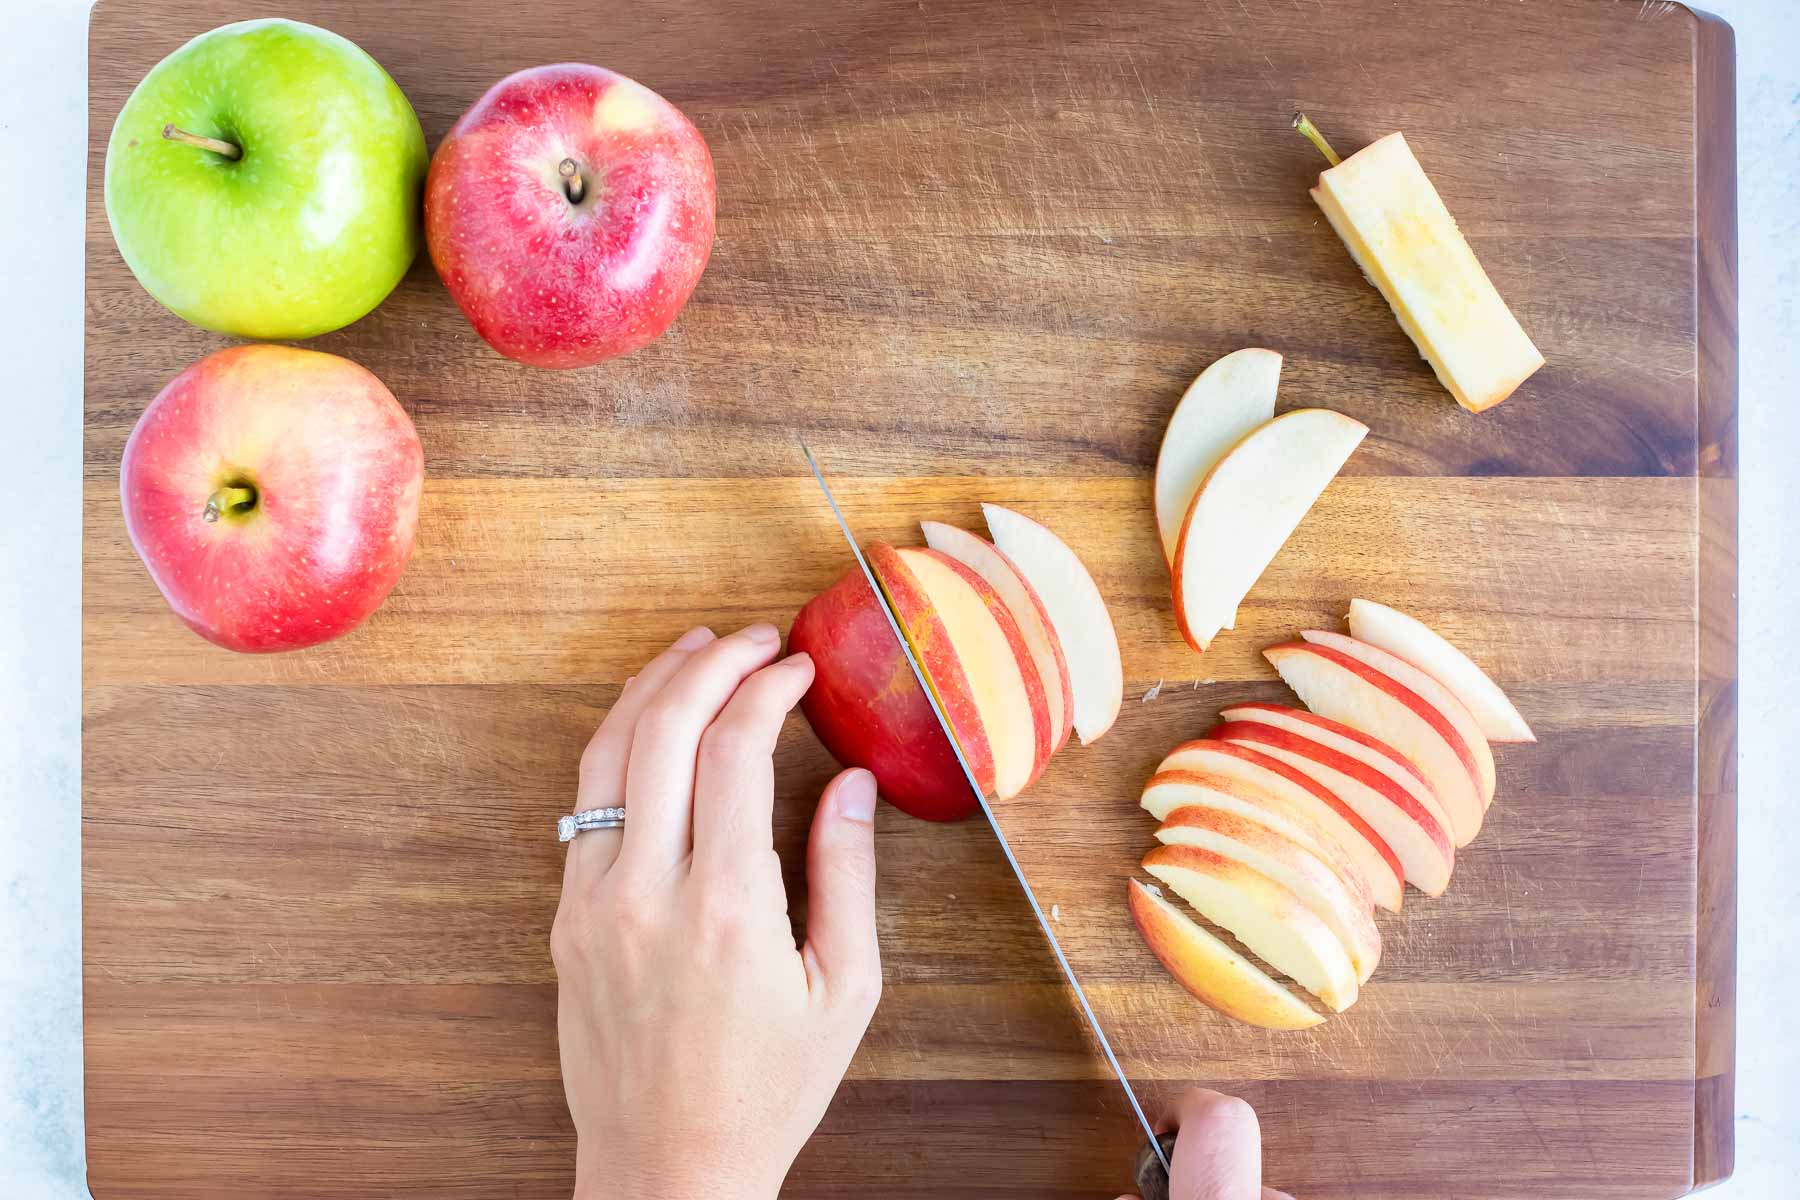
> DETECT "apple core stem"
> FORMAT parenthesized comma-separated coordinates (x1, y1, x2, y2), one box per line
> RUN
(1292, 113, 1342, 167)
(558, 158, 587, 204)
(203, 485, 257, 524)
(162, 124, 242, 160)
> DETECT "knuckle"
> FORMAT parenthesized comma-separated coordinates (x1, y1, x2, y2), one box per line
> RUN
(548, 912, 584, 968)
(635, 699, 694, 746)
(697, 721, 759, 769)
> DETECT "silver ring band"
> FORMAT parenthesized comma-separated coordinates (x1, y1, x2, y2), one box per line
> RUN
(557, 807, 626, 843)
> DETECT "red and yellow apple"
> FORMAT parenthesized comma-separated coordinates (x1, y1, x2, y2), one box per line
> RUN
(425, 64, 715, 368)
(119, 344, 423, 653)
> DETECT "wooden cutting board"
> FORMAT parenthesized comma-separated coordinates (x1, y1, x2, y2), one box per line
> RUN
(83, 0, 1737, 1195)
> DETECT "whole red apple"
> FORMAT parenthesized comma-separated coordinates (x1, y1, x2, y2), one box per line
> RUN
(789, 567, 975, 822)
(120, 344, 424, 653)
(425, 63, 716, 368)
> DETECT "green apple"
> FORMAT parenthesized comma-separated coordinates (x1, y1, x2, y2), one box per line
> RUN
(104, 19, 427, 339)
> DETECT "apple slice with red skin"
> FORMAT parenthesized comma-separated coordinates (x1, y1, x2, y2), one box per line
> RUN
(869, 544, 1053, 799)
(1127, 879, 1324, 1030)
(1142, 770, 1374, 911)
(1144, 845, 1360, 1012)
(1154, 805, 1381, 982)
(1265, 640, 1487, 845)
(1158, 740, 1404, 912)
(921, 521, 1074, 754)
(1219, 702, 1453, 835)
(1346, 598, 1535, 743)
(1302, 630, 1496, 807)
(981, 504, 1123, 745)
(1213, 719, 1454, 897)
(790, 564, 984, 821)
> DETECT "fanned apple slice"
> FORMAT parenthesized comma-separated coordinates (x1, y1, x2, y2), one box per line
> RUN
(1154, 348, 1282, 566)
(1301, 630, 1495, 807)
(1155, 805, 1381, 983)
(921, 521, 1074, 754)
(868, 545, 1052, 799)
(1127, 879, 1324, 1030)
(1213, 719, 1453, 897)
(1142, 770, 1373, 911)
(1172, 409, 1367, 653)
(1346, 598, 1535, 743)
(1144, 845, 1359, 1012)
(982, 504, 1123, 744)
(1158, 739, 1403, 912)
(1265, 641, 1485, 845)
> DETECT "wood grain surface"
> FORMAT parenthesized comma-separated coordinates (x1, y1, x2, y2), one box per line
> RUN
(83, 0, 1737, 1196)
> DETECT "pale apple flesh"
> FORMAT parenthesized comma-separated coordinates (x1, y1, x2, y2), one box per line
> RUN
(1144, 845, 1359, 1012)
(921, 521, 1074, 753)
(789, 564, 977, 822)
(1172, 409, 1368, 653)
(1127, 879, 1324, 1030)
(1154, 805, 1381, 983)
(1346, 598, 1535, 742)
(119, 344, 423, 653)
(1158, 739, 1404, 912)
(1265, 642, 1485, 846)
(981, 503, 1123, 744)
(426, 63, 716, 368)
(1213, 720, 1454, 897)
(1153, 348, 1281, 566)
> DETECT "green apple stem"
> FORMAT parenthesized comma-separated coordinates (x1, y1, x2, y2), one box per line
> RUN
(558, 158, 587, 204)
(162, 123, 242, 161)
(1291, 113, 1342, 167)
(203, 485, 257, 524)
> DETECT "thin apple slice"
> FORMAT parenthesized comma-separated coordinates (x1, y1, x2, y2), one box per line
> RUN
(1141, 770, 1373, 911)
(1127, 879, 1324, 1030)
(1265, 641, 1485, 846)
(1154, 348, 1282, 566)
(1158, 739, 1403, 912)
(867, 545, 1051, 799)
(1301, 630, 1495, 807)
(1213, 720, 1453, 897)
(1172, 409, 1367, 653)
(1144, 846, 1359, 1012)
(981, 504, 1123, 744)
(1219, 702, 1453, 835)
(921, 521, 1074, 753)
(1154, 805, 1380, 982)
(1346, 598, 1535, 743)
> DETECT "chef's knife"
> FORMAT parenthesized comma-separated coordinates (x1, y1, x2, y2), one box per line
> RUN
(798, 441, 1172, 1186)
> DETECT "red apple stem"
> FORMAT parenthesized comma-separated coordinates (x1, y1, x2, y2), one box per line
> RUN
(163, 124, 242, 160)
(558, 158, 587, 204)
(203, 485, 257, 524)
(1292, 112, 1342, 167)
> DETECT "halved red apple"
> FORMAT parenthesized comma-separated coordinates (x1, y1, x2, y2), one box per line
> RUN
(982, 504, 1123, 744)
(1154, 348, 1281, 567)
(1264, 641, 1486, 845)
(1157, 739, 1403, 912)
(1127, 878, 1324, 1030)
(921, 521, 1074, 753)
(1346, 598, 1535, 743)
(868, 544, 1052, 799)
(1154, 804, 1381, 982)
(1213, 719, 1453, 897)
(1144, 845, 1360, 1012)
(1172, 409, 1367, 653)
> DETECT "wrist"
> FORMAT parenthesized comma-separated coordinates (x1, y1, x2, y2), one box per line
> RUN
(574, 1137, 778, 1200)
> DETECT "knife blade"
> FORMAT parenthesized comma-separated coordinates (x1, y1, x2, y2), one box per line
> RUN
(798, 441, 1171, 1181)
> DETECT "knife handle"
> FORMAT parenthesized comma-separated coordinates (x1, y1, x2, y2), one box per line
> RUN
(1133, 1132, 1178, 1200)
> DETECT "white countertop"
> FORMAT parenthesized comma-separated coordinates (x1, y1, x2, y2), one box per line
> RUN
(4, 1, 1794, 1195)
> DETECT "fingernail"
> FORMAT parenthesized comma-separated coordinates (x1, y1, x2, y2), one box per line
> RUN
(837, 769, 877, 823)
(674, 626, 714, 650)
(783, 650, 813, 670)
(744, 622, 780, 644)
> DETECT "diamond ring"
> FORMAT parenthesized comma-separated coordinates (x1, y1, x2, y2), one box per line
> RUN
(557, 807, 626, 843)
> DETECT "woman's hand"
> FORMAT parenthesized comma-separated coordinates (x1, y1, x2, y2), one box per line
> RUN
(551, 624, 882, 1200)
(1122, 1088, 1295, 1200)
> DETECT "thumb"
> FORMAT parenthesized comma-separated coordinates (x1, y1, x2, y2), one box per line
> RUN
(801, 768, 882, 1016)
